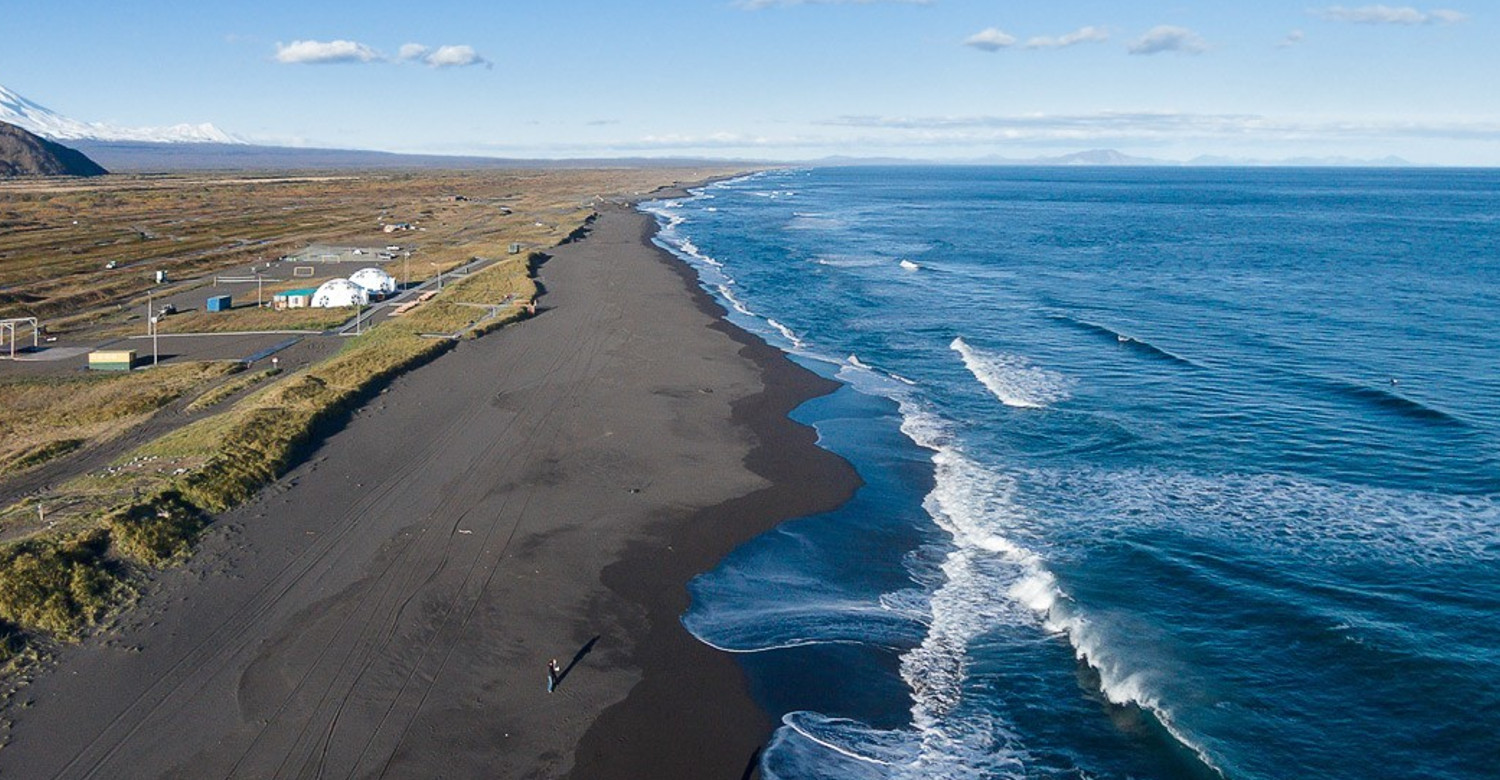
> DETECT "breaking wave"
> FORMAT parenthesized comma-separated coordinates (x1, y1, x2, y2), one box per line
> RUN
(950, 337, 1073, 409)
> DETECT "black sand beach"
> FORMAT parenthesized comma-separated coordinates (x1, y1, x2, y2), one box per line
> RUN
(0, 199, 858, 778)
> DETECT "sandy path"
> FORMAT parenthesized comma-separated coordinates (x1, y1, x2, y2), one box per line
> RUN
(0, 202, 855, 779)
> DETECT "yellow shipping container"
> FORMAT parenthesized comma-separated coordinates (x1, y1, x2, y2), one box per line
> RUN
(88, 349, 137, 370)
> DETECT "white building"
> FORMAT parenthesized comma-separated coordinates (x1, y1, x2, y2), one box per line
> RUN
(348, 267, 398, 297)
(310, 278, 371, 308)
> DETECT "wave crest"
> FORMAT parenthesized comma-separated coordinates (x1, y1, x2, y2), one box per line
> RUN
(951, 338, 1073, 409)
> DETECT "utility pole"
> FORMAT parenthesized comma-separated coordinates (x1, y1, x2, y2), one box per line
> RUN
(147, 291, 158, 367)
(404, 251, 410, 289)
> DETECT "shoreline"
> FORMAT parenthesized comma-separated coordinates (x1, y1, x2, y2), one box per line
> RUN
(0, 180, 859, 778)
(570, 199, 862, 777)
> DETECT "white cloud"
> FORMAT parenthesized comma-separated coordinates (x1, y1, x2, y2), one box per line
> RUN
(1429, 9, 1470, 22)
(1128, 26, 1208, 55)
(273, 39, 487, 68)
(1025, 26, 1110, 49)
(735, 0, 930, 8)
(274, 39, 382, 65)
(1279, 29, 1307, 47)
(1314, 5, 1468, 24)
(633, 131, 776, 148)
(381, 112, 1498, 162)
(964, 28, 1018, 51)
(422, 45, 489, 68)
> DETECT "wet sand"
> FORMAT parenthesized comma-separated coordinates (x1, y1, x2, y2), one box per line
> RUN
(0, 199, 857, 778)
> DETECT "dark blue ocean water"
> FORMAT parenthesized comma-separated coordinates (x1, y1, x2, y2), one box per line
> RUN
(643, 167, 1500, 780)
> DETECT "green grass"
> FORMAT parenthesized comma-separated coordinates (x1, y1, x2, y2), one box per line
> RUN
(0, 529, 126, 639)
(104, 491, 205, 568)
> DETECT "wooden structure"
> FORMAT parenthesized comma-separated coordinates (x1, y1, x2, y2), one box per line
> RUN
(0, 317, 39, 359)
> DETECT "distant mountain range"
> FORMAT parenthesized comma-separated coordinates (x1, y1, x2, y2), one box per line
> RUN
(0, 82, 1420, 171)
(0, 120, 107, 177)
(62, 140, 756, 172)
(0, 83, 240, 144)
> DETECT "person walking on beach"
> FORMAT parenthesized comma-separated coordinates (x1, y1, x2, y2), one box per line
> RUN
(547, 659, 561, 693)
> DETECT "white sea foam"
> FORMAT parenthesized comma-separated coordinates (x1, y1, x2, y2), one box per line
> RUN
(717, 283, 753, 316)
(900, 414, 1227, 777)
(900, 259, 921, 272)
(764, 709, 1028, 780)
(675, 237, 722, 267)
(815, 254, 884, 267)
(749, 388, 1228, 777)
(837, 360, 1225, 775)
(644, 193, 813, 355)
(951, 337, 1073, 409)
(836, 355, 925, 403)
(1023, 467, 1500, 566)
(766, 318, 805, 348)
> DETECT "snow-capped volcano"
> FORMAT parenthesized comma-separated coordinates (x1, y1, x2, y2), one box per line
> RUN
(0, 83, 243, 144)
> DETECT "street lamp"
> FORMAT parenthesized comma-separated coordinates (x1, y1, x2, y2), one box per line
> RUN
(404, 251, 411, 290)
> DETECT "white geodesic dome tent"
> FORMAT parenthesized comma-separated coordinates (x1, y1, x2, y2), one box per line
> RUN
(311, 278, 371, 308)
(348, 267, 398, 296)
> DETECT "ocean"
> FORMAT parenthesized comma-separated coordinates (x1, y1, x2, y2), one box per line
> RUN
(642, 167, 1500, 780)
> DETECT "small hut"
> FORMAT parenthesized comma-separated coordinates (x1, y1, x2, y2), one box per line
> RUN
(273, 288, 317, 310)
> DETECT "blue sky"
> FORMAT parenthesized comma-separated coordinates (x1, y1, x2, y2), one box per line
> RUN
(4, 0, 1497, 163)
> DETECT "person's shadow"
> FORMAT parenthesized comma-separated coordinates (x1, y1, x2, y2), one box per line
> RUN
(739, 746, 764, 780)
(555, 635, 600, 688)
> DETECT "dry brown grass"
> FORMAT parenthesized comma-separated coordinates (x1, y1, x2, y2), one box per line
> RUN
(155, 306, 348, 335)
(0, 362, 234, 478)
(0, 168, 740, 338)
